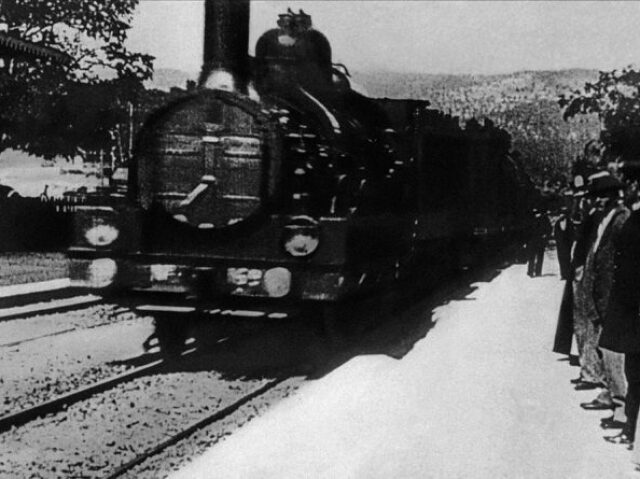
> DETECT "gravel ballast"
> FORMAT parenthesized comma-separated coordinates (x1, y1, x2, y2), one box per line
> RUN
(0, 314, 153, 416)
(121, 378, 304, 479)
(0, 372, 273, 478)
(0, 303, 139, 346)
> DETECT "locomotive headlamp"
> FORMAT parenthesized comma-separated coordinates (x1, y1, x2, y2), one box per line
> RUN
(263, 267, 291, 298)
(86, 258, 117, 289)
(84, 222, 119, 247)
(282, 216, 320, 257)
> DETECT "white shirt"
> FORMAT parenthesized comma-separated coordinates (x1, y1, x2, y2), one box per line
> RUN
(557, 218, 567, 231)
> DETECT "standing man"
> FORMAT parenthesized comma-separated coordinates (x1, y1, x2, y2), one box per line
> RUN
(571, 190, 606, 391)
(527, 209, 552, 277)
(601, 200, 640, 445)
(553, 199, 580, 355)
(553, 201, 580, 356)
(586, 176, 629, 418)
(554, 206, 573, 280)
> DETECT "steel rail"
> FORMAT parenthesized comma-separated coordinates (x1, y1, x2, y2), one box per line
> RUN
(0, 359, 164, 433)
(0, 294, 103, 322)
(0, 279, 79, 309)
(103, 378, 285, 479)
(0, 306, 133, 348)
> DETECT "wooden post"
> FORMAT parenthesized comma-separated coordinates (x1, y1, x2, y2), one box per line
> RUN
(99, 149, 104, 187)
(128, 101, 134, 160)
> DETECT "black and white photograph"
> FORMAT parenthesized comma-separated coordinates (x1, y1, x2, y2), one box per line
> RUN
(2, 0, 640, 477)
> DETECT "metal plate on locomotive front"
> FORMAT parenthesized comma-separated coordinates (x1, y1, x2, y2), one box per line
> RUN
(140, 94, 266, 229)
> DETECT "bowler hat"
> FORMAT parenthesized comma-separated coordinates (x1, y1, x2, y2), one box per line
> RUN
(586, 173, 624, 197)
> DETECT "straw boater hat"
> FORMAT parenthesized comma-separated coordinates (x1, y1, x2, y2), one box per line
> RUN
(586, 171, 624, 197)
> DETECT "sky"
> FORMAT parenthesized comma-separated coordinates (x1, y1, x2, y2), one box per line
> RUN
(128, 1, 640, 76)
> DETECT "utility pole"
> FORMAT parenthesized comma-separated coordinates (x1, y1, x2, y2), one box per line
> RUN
(128, 101, 134, 161)
(99, 149, 104, 188)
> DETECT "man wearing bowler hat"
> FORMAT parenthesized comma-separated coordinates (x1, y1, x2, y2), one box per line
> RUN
(600, 187, 640, 444)
(571, 185, 606, 389)
(579, 173, 629, 418)
(553, 192, 582, 357)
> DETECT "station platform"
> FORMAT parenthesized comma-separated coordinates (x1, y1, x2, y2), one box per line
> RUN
(170, 251, 640, 479)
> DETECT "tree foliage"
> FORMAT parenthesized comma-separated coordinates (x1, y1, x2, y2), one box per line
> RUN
(559, 67, 640, 162)
(0, 0, 154, 159)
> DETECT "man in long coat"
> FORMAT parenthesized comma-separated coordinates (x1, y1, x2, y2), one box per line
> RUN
(589, 179, 629, 417)
(527, 209, 552, 277)
(571, 196, 606, 388)
(553, 205, 577, 355)
(554, 207, 574, 280)
(601, 207, 640, 443)
(553, 277, 574, 355)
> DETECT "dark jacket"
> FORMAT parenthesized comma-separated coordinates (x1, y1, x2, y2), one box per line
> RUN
(552, 215, 578, 354)
(553, 280, 574, 354)
(572, 208, 602, 271)
(554, 214, 574, 279)
(529, 213, 552, 245)
(592, 204, 630, 325)
(600, 209, 640, 353)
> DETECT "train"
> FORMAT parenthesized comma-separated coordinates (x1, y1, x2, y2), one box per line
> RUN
(67, 0, 538, 355)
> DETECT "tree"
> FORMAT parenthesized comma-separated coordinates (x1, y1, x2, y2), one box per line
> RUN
(559, 67, 640, 163)
(0, 0, 154, 159)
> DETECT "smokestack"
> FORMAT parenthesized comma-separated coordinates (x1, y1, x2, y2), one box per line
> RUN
(200, 0, 251, 92)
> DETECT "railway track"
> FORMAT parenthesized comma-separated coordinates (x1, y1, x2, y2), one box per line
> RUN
(0, 265, 488, 477)
(0, 341, 287, 479)
(0, 358, 164, 433)
(0, 293, 103, 322)
(0, 277, 104, 323)
(0, 278, 79, 307)
(100, 264, 508, 478)
(0, 305, 132, 348)
(103, 378, 285, 479)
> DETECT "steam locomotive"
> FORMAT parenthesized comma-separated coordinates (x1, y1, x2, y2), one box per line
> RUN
(67, 1, 537, 354)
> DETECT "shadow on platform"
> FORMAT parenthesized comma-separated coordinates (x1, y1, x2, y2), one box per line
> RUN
(110, 263, 504, 383)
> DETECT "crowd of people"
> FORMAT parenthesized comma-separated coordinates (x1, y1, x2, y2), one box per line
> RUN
(553, 169, 640, 449)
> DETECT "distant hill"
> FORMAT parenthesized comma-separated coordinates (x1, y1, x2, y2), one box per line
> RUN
(146, 68, 198, 91)
(152, 67, 597, 107)
(149, 67, 601, 186)
(352, 69, 601, 186)
(351, 69, 598, 103)
(1, 68, 599, 195)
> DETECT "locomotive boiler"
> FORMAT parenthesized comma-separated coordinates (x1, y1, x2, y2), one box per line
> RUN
(67, 0, 536, 354)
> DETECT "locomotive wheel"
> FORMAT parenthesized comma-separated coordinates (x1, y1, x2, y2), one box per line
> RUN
(153, 314, 190, 358)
